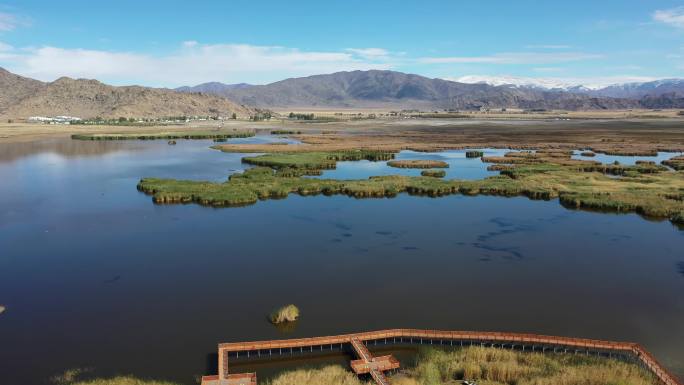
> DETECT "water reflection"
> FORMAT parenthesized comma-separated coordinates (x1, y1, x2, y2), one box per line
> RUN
(0, 138, 147, 164)
(572, 150, 684, 166)
(311, 148, 512, 180)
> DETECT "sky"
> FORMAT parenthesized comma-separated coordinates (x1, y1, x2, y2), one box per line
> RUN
(0, 0, 684, 88)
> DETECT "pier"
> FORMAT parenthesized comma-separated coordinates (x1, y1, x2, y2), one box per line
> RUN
(201, 329, 682, 385)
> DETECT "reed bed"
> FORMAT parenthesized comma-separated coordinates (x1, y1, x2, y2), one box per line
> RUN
(138, 154, 684, 227)
(662, 155, 684, 170)
(387, 160, 449, 169)
(465, 151, 484, 158)
(409, 346, 656, 385)
(68, 376, 179, 385)
(581, 151, 596, 157)
(421, 169, 446, 178)
(265, 365, 369, 385)
(269, 304, 300, 324)
(271, 130, 302, 135)
(260, 346, 655, 385)
(242, 150, 394, 170)
(71, 131, 254, 141)
(487, 164, 514, 171)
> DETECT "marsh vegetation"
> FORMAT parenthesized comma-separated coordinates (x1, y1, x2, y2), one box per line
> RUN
(387, 160, 449, 169)
(241, 150, 394, 170)
(258, 346, 656, 385)
(401, 346, 656, 385)
(420, 169, 446, 178)
(662, 155, 684, 170)
(138, 149, 684, 227)
(71, 130, 255, 141)
(269, 304, 300, 324)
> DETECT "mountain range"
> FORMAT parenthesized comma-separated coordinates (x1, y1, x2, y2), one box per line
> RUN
(455, 75, 684, 98)
(2, 67, 684, 120)
(176, 70, 684, 110)
(0, 68, 252, 120)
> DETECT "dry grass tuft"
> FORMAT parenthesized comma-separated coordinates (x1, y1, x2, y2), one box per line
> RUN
(410, 346, 656, 385)
(269, 304, 300, 324)
(266, 365, 369, 385)
(69, 376, 179, 385)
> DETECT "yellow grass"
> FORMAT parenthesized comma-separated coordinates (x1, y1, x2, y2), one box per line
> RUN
(410, 346, 656, 385)
(266, 365, 369, 385)
(269, 304, 300, 324)
(69, 376, 179, 385)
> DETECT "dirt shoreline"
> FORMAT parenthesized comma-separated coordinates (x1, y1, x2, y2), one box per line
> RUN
(4, 118, 684, 156)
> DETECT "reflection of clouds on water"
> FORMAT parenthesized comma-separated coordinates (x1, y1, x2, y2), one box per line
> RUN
(313, 148, 517, 181)
(571, 150, 677, 166)
(0, 138, 147, 164)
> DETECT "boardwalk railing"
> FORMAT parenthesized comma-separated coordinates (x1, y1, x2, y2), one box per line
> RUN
(205, 329, 682, 385)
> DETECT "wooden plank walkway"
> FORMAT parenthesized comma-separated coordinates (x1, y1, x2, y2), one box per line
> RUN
(202, 328, 682, 385)
(349, 337, 400, 383)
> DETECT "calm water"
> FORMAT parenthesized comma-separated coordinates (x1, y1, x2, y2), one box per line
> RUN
(572, 150, 684, 166)
(1, 138, 683, 385)
(312, 149, 511, 180)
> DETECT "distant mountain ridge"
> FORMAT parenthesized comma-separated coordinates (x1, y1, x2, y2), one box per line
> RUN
(0, 68, 253, 119)
(456, 75, 684, 99)
(178, 70, 668, 110)
(175, 82, 253, 94)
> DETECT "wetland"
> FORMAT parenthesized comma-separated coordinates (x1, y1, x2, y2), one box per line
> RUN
(1, 119, 684, 385)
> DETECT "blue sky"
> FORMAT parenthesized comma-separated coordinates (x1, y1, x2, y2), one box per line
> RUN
(0, 0, 683, 87)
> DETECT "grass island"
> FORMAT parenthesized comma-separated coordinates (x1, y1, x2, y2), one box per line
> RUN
(137, 148, 684, 228)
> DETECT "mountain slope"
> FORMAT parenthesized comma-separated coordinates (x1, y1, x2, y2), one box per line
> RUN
(588, 79, 684, 99)
(176, 82, 253, 94)
(0, 68, 253, 119)
(187, 70, 639, 110)
(0, 68, 46, 112)
(456, 75, 684, 101)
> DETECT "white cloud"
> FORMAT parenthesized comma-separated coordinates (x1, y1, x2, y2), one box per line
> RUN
(653, 6, 684, 29)
(419, 52, 603, 65)
(0, 42, 396, 86)
(345, 48, 390, 59)
(0, 11, 27, 32)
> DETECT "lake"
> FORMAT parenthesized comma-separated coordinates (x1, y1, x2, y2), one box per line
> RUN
(0, 137, 683, 385)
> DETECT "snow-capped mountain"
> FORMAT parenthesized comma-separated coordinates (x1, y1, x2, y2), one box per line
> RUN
(452, 75, 684, 98)
(454, 75, 592, 91)
(589, 79, 684, 98)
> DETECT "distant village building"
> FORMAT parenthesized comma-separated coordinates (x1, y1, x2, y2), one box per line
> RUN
(28, 116, 82, 124)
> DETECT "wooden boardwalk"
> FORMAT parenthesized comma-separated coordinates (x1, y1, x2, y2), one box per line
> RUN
(349, 337, 400, 381)
(201, 328, 682, 385)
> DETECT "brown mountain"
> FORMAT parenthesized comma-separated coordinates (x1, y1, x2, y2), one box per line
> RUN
(178, 70, 641, 111)
(0, 68, 45, 112)
(0, 68, 253, 119)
